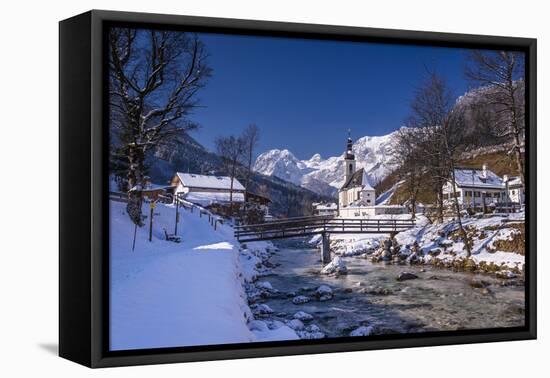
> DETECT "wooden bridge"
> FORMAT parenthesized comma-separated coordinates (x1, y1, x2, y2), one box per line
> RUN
(235, 216, 415, 263)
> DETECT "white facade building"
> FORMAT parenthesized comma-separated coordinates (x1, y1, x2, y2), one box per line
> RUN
(336, 135, 408, 218)
(338, 136, 377, 209)
(170, 172, 245, 206)
(442, 165, 508, 208)
(504, 175, 525, 206)
(312, 202, 338, 216)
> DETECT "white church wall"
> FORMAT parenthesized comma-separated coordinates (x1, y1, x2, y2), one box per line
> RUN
(339, 205, 409, 218)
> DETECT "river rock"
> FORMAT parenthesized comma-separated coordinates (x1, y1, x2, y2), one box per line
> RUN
(297, 330, 326, 339)
(397, 272, 419, 281)
(287, 319, 305, 330)
(256, 281, 273, 291)
(320, 256, 348, 276)
(297, 324, 326, 339)
(496, 270, 517, 279)
(292, 295, 311, 305)
(293, 311, 314, 321)
(306, 324, 321, 333)
(350, 325, 374, 337)
(315, 285, 334, 301)
(469, 279, 490, 289)
(251, 303, 274, 316)
(248, 320, 269, 332)
(363, 286, 393, 296)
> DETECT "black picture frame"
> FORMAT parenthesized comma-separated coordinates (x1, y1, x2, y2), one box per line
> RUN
(59, 9, 537, 368)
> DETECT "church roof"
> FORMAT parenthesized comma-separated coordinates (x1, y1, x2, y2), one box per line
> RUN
(341, 168, 374, 191)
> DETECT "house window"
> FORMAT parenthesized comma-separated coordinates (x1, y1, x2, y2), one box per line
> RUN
(474, 191, 480, 197)
(367, 200, 371, 204)
(357, 192, 360, 200)
(512, 190, 516, 195)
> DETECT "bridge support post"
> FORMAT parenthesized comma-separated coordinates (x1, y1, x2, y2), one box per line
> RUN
(320, 232, 331, 264)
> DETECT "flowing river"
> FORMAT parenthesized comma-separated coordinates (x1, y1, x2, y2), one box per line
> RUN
(259, 240, 525, 337)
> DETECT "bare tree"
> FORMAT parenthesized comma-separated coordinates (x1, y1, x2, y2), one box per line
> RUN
(241, 124, 260, 192)
(408, 73, 472, 256)
(216, 135, 246, 215)
(465, 51, 525, 188)
(390, 128, 425, 220)
(109, 28, 211, 225)
(406, 74, 450, 223)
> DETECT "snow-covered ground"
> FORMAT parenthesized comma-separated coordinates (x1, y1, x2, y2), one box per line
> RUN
(109, 200, 297, 351)
(325, 212, 525, 277)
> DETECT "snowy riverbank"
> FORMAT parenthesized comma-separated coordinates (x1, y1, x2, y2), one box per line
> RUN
(322, 213, 525, 279)
(109, 200, 297, 351)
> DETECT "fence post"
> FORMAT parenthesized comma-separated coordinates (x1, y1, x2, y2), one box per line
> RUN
(174, 198, 179, 235)
(321, 232, 331, 264)
(149, 202, 155, 242)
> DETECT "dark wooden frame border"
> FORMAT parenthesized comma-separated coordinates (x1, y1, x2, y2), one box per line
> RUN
(59, 9, 537, 368)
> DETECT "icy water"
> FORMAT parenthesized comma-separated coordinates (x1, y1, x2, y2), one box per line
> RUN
(260, 241, 525, 337)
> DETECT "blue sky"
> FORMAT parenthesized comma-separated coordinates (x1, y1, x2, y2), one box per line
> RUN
(189, 32, 473, 160)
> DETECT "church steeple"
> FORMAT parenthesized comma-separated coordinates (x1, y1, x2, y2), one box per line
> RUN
(345, 129, 355, 160)
(344, 130, 356, 183)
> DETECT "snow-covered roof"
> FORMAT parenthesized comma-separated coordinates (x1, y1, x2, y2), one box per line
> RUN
(314, 203, 338, 210)
(341, 168, 375, 191)
(128, 183, 171, 192)
(453, 167, 503, 189)
(507, 176, 523, 187)
(175, 173, 245, 191)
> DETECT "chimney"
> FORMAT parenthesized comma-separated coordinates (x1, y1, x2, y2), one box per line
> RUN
(482, 164, 487, 179)
(503, 174, 509, 183)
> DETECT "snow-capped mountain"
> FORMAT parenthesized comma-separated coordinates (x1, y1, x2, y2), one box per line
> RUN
(254, 130, 399, 197)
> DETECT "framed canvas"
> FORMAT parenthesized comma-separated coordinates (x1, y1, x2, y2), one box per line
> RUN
(59, 10, 537, 368)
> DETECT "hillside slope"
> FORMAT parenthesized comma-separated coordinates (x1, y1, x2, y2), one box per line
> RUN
(145, 135, 333, 217)
(109, 200, 297, 350)
(375, 144, 520, 206)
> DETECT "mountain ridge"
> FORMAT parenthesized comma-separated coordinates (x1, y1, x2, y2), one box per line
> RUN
(254, 130, 400, 196)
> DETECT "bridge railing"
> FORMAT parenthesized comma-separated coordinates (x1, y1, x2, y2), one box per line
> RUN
(234, 216, 416, 241)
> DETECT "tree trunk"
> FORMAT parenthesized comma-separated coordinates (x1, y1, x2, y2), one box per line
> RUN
(126, 144, 145, 226)
(245, 149, 253, 192)
(410, 195, 417, 221)
(229, 159, 236, 216)
(436, 177, 444, 223)
(450, 163, 471, 257)
(507, 73, 526, 191)
(512, 128, 525, 191)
